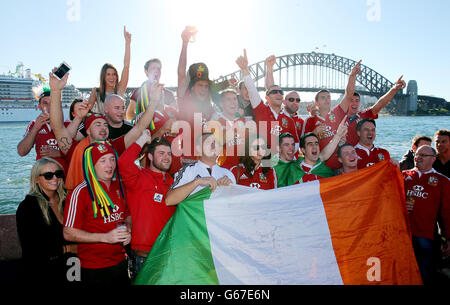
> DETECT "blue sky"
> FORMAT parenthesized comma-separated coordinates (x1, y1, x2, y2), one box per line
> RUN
(1, 0, 449, 101)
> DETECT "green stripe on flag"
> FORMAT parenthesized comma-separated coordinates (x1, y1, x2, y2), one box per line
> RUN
(133, 187, 219, 285)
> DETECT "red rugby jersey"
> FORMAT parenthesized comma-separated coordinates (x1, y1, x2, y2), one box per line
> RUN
(64, 179, 129, 269)
(252, 101, 299, 150)
(355, 143, 391, 169)
(402, 168, 450, 240)
(216, 114, 246, 170)
(118, 143, 176, 252)
(231, 163, 277, 190)
(24, 121, 70, 173)
(176, 90, 216, 160)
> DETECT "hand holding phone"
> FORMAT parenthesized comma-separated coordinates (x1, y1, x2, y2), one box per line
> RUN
(53, 62, 71, 80)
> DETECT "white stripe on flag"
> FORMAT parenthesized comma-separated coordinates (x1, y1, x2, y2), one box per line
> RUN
(204, 182, 343, 285)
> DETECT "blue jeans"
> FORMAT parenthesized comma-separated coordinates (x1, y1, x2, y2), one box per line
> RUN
(412, 236, 435, 284)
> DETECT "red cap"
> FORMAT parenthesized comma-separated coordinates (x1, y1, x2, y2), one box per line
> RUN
(89, 142, 116, 166)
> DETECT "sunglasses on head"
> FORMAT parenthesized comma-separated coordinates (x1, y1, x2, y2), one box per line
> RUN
(268, 89, 284, 95)
(288, 98, 301, 102)
(40, 170, 64, 180)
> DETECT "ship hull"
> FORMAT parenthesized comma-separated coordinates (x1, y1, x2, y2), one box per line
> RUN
(0, 106, 70, 123)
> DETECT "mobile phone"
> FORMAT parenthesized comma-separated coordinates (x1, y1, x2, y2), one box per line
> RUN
(53, 62, 71, 80)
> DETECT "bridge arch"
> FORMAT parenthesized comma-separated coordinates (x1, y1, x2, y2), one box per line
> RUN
(214, 52, 395, 97)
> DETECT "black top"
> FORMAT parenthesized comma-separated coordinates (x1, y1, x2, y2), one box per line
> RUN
(399, 149, 415, 171)
(16, 195, 73, 282)
(433, 157, 449, 178)
(108, 121, 133, 140)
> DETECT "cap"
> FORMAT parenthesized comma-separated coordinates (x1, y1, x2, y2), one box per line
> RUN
(88, 142, 116, 166)
(188, 62, 211, 89)
(84, 113, 107, 131)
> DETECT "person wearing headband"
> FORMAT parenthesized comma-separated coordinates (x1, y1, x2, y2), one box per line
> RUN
(63, 141, 131, 285)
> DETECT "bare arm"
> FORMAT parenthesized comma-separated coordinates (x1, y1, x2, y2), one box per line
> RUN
(65, 100, 89, 139)
(87, 88, 97, 110)
(165, 177, 217, 206)
(370, 76, 406, 115)
(319, 116, 348, 161)
(177, 27, 191, 99)
(17, 115, 48, 156)
(125, 99, 136, 120)
(340, 60, 362, 113)
(265, 55, 276, 90)
(123, 83, 162, 148)
(49, 70, 73, 155)
(118, 26, 131, 96)
(63, 227, 129, 244)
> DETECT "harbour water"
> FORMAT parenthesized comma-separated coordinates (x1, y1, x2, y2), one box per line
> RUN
(0, 115, 448, 214)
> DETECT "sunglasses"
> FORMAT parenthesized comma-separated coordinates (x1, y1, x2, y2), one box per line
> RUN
(40, 170, 64, 180)
(268, 89, 284, 95)
(288, 98, 301, 102)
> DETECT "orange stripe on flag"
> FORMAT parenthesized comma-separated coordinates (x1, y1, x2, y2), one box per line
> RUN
(320, 161, 422, 285)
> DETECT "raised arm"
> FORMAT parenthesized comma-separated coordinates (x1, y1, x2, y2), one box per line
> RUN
(65, 100, 89, 139)
(265, 55, 276, 90)
(370, 76, 406, 115)
(117, 26, 131, 96)
(177, 26, 191, 98)
(319, 116, 348, 161)
(236, 49, 261, 109)
(123, 82, 162, 148)
(49, 70, 73, 155)
(339, 60, 362, 113)
(118, 129, 151, 186)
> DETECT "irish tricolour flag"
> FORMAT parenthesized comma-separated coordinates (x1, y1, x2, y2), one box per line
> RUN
(134, 161, 422, 285)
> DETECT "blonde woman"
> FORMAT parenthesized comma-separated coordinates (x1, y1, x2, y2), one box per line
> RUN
(16, 157, 76, 283)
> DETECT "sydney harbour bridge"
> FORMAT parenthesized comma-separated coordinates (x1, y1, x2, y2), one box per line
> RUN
(78, 52, 447, 115)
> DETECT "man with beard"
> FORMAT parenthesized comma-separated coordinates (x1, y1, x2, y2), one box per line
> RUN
(118, 130, 176, 278)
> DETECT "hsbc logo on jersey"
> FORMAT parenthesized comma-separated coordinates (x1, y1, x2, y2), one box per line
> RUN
(406, 185, 428, 199)
(103, 204, 124, 224)
(270, 125, 283, 136)
(249, 183, 261, 189)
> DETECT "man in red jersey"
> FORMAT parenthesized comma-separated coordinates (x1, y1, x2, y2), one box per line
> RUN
(283, 91, 304, 139)
(354, 119, 396, 169)
(402, 145, 450, 284)
(235, 49, 299, 156)
(17, 88, 74, 173)
(118, 130, 176, 279)
(63, 142, 131, 285)
(213, 89, 249, 170)
(303, 60, 405, 170)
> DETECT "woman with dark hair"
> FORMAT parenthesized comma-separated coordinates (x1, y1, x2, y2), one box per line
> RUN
(231, 135, 277, 190)
(88, 26, 131, 115)
(16, 158, 77, 283)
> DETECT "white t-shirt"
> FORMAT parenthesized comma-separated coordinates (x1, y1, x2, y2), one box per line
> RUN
(171, 160, 236, 195)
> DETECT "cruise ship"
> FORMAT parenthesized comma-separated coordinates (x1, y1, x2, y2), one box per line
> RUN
(0, 63, 76, 122)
